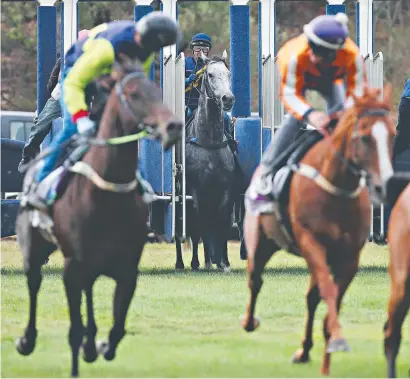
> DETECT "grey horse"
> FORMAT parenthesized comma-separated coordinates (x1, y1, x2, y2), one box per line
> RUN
(175, 51, 238, 271)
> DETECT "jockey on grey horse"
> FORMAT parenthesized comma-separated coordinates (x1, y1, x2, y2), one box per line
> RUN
(176, 51, 237, 270)
(185, 33, 237, 151)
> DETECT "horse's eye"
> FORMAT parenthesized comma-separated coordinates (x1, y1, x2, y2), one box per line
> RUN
(361, 135, 371, 145)
(208, 73, 213, 78)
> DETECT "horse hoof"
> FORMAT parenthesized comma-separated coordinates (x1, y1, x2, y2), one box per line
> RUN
(240, 316, 260, 332)
(15, 336, 35, 356)
(291, 348, 310, 364)
(97, 340, 115, 361)
(191, 266, 200, 272)
(326, 338, 350, 353)
(320, 367, 330, 376)
(204, 263, 212, 270)
(223, 266, 231, 273)
(175, 263, 185, 271)
(82, 344, 98, 363)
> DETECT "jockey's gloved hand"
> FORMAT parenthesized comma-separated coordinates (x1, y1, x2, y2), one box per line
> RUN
(77, 116, 96, 136)
(186, 73, 198, 86)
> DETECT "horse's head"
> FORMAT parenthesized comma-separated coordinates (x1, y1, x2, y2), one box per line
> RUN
(345, 84, 395, 204)
(200, 50, 235, 111)
(100, 54, 182, 150)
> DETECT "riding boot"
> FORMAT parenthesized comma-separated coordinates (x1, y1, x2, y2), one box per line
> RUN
(26, 178, 50, 212)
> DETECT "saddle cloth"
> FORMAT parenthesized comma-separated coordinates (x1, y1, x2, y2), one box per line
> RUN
(267, 129, 324, 254)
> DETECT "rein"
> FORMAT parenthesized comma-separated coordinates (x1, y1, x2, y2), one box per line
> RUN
(69, 70, 162, 193)
(25, 71, 158, 193)
(293, 107, 389, 198)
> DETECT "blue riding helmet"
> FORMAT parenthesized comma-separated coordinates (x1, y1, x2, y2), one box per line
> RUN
(304, 13, 349, 59)
(190, 33, 212, 50)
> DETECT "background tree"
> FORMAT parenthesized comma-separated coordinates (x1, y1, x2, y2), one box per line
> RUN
(1, 0, 408, 119)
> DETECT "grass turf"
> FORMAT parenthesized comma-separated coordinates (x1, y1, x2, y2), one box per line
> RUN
(1, 239, 409, 378)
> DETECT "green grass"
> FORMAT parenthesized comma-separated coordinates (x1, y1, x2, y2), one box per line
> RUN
(1, 239, 409, 378)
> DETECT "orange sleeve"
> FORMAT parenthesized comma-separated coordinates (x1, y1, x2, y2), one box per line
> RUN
(278, 53, 312, 121)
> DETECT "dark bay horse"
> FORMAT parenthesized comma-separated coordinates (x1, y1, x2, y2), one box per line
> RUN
(175, 52, 237, 272)
(15, 57, 182, 377)
(384, 182, 410, 378)
(242, 85, 395, 376)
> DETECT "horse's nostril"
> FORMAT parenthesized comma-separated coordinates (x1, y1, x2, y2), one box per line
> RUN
(222, 95, 233, 104)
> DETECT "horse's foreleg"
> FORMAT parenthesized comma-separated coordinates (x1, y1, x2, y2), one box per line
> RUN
(99, 269, 137, 361)
(175, 237, 185, 270)
(16, 259, 43, 356)
(82, 278, 98, 363)
(384, 267, 410, 379)
(292, 275, 320, 364)
(241, 212, 278, 332)
(320, 258, 359, 376)
(63, 258, 85, 378)
(299, 232, 347, 360)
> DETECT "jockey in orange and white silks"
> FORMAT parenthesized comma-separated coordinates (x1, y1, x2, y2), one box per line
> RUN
(246, 13, 368, 214)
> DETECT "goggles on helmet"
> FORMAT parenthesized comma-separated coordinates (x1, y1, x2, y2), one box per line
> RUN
(309, 41, 337, 62)
(193, 46, 210, 53)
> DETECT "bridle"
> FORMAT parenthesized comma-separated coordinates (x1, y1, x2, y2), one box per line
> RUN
(194, 62, 227, 111)
(114, 70, 158, 136)
(292, 107, 391, 199)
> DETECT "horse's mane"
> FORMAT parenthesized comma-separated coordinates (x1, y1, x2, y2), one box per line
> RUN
(331, 87, 389, 144)
(209, 55, 229, 68)
(331, 107, 357, 143)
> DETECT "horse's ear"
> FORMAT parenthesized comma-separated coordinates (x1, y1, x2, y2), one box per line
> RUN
(221, 49, 228, 62)
(111, 61, 122, 81)
(351, 92, 359, 105)
(383, 83, 392, 108)
(200, 50, 210, 63)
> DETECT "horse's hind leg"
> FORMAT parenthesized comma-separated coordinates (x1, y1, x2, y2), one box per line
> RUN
(384, 268, 410, 378)
(98, 267, 137, 361)
(241, 212, 279, 332)
(63, 258, 85, 378)
(175, 237, 185, 270)
(82, 275, 98, 363)
(320, 258, 359, 376)
(222, 240, 230, 268)
(202, 235, 212, 269)
(292, 275, 320, 364)
(190, 235, 200, 271)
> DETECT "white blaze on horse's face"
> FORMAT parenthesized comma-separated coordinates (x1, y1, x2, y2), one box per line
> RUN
(371, 121, 394, 186)
(206, 62, 235, 111)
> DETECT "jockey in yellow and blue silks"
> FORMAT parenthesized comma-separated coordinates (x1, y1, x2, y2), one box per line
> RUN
(28, 12, 181, 210)
(185, 33, 232, 137)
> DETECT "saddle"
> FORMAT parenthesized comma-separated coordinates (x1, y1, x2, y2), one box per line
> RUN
(269, 127, 327, 254)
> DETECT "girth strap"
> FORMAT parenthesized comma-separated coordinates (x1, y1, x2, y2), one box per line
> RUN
(291, 163, 366, 199)
(69, 161, 137, 193)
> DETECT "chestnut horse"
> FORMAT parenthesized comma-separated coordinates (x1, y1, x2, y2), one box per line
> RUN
(15, 58, 182, 377)
(242, 85, 395, 376)
(384, 182, 410, 378)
